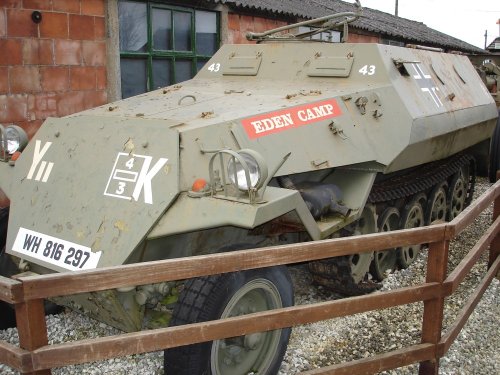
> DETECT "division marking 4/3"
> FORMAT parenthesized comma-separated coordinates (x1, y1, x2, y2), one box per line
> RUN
(104, 153, 168, 204)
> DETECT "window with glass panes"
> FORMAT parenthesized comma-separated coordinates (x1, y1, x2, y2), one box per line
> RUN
(119, 1, 219, 98)
(298, 27, 341, 43)
(381, 38, 405, 47)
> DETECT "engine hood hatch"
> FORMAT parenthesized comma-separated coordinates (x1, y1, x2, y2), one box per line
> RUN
(6, 115, 179, 270)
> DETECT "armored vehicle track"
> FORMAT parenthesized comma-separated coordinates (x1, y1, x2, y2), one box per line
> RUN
(309, 154, 476, 295)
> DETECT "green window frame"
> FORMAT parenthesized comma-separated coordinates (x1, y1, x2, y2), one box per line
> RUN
(119, 0, 220, 98)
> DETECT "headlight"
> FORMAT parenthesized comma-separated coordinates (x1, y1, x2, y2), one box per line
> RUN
(2, 125, 28, 155)
(227, 150, 268, 191)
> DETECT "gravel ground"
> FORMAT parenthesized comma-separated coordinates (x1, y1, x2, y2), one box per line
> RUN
(0, 178, 498, 374)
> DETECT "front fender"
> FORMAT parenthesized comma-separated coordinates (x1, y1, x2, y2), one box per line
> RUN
(148, 186, 321, 241)
(5, 116, 180, 270)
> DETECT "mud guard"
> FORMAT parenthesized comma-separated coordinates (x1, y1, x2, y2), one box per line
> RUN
(148, 186, 321, 241)
(4, 116, 180, 270)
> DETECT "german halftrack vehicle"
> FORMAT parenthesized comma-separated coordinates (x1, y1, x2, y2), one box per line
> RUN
(0, 2, 498, 374)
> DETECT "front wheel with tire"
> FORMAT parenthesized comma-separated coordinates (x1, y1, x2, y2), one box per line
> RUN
(0, 207, 17, 330)
(0, 245, 17, 330)
(164, 266, 293, 375)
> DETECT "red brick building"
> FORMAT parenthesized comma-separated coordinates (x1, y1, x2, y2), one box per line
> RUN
(0, 0, 484, 140)
(0, 0, 107, 139)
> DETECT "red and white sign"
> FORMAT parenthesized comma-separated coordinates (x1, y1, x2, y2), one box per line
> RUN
(241, 99, 342, 139)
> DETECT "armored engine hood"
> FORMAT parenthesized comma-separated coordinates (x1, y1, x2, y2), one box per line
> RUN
(5, 116, 179, 271)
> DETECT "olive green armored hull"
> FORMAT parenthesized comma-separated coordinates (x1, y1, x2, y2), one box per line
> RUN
(1, 42, 497, 273)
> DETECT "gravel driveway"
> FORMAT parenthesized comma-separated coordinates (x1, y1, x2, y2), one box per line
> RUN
(0, 178, 498, 375)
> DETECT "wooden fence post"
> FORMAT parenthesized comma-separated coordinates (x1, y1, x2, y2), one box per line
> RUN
(15, 298, 51, 375)
(418, 239, 449, 375)
(490, 192, 500, 274)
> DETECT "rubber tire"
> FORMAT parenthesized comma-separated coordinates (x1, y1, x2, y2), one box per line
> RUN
(0, 207, 61, 330)
(164, 266, 293, 375)
(0, 253, 16, 330)
(489, 111, 500, 183)
(0, 207, 17, 330)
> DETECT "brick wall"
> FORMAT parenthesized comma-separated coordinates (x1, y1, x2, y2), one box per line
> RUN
(227, 13, 288, 44)
(0, 0, 107, 139)
(226, 13, 382, 45)
(347, 32, 380, 43)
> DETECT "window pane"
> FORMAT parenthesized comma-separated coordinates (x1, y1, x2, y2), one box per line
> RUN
(331, 31, 341, 43)
(175, 60, 192, 83)
(153, 59, 172, 89)
(152, 8, 172, 50)
(120, 58, 147, 98)
(197, 59, 209, 72)
(119, 1, 147, 52)
(196, 11, 217, 55)
(174, 12, 192, 51)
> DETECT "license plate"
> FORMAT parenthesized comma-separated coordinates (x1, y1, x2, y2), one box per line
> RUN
(12, 228, 102, 271)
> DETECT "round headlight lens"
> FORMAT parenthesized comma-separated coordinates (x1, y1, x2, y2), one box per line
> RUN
(4, 125, 28, 154)
(228, 152, 261, 190)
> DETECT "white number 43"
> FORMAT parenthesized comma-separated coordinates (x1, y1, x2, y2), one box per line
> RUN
(359, 65, 376, 76)
(208, 63, 221, 72)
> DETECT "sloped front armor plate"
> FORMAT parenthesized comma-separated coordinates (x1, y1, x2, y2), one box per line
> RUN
(6, 116, 179, 270)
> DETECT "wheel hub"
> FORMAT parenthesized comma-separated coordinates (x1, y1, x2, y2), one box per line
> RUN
(428, 186, 447, 224)
(448, 173, 466, 220)
(211, 279, 282, 375)
(371, 207, 399, 280)
(398, 200, 424, 268)
(244, 332, 263, 350)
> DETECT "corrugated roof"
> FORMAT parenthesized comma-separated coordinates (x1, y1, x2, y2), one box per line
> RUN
(213, 0, 484, 53)
(487, 37, 500, 51)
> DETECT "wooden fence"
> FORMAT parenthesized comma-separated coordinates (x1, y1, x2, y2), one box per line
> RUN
(0, 180, 499, 375)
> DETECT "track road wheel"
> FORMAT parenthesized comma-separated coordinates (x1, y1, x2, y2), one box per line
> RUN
(342, 205, 376, 284)
(447, 172, 466, 221)
(464, 158, 476, 208)
(397, 199, 424, 269)
(370, 207, 399, 281)
(426, 183, 447, 224)
(308, 205, 379, 295)
(164, 266, 293, 375)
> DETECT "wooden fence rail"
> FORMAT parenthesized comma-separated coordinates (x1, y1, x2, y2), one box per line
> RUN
(0, 180, 499, 375)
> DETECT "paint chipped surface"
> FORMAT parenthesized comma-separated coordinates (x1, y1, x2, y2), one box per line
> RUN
(123, 138, 135, 154)
(114, 220, 129, 232)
